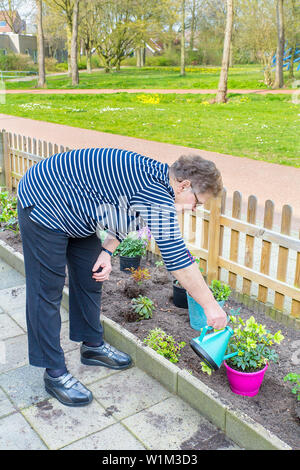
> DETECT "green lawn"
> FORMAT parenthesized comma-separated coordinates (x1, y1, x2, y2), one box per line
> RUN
(5, 65, 300, 90)
(1, 92, 299, 167)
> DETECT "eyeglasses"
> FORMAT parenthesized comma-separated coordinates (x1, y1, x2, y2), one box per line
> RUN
(194, 193, 203, 206)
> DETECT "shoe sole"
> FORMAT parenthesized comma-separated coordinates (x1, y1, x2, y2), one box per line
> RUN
(45, 386, 93, 407)
(81, 356, 132, 370)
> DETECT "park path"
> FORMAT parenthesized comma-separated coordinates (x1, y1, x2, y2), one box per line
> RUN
(3, 88, 298, 95)
(0, 113, 299, 232)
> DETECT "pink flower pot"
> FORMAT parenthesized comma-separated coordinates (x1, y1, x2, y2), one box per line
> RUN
(224, 361, 268, 397)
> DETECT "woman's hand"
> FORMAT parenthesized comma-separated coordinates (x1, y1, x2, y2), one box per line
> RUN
(92, 251, 112, 282)
(203, 301, 228, 330)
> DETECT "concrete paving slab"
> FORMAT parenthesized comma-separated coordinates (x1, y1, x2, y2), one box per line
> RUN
(0, 412, 47, 450)
(0, 387, 16, 417)
(0, 285, 26, 312)
(0, 259, 25, 290)
(122, 395, 234, 450)
(90, 367, 172, 420)
(0, 313, 24, 340)
(0, 334, 28, 374)
(62, 422, 146, 450)
(6, 305, 26, 331)
(0, 365, 48, 409)
(22, 397, 116, 450)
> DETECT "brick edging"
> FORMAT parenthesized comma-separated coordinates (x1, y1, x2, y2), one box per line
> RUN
(0, 239, 292, 450)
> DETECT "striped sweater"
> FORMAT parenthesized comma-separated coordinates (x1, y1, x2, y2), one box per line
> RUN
(17, 147, 195, 271)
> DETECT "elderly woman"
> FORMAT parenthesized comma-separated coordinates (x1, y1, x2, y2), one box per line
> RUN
(17, 147, 227, 407)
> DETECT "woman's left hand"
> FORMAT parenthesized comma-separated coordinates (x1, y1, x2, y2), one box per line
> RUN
(92, 251, 112, 282)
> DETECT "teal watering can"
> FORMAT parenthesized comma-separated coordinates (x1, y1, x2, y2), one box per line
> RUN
(190, 324, 239, 371)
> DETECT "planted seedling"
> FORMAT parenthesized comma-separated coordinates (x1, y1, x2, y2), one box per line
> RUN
(131, 295, 155, 320)
(144, 328, 186, 363)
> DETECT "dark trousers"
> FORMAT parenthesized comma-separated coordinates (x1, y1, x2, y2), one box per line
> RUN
(18, 201, 103, 369)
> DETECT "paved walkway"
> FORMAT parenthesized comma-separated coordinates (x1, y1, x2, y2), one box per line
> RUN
(0, 258, 240, 450)
(1, 113, 299, 232)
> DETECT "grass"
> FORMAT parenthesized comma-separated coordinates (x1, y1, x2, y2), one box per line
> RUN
(1, 92, 299, 167)
(4, 64, 300, 90)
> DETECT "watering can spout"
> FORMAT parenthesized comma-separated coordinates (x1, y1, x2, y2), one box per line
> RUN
(190, 325, 238, 371)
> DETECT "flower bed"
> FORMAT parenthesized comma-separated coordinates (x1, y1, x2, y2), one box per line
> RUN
(0, 230, 299, 449)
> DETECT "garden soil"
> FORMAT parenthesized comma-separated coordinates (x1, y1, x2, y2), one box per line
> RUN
(1, 230, 299, 450)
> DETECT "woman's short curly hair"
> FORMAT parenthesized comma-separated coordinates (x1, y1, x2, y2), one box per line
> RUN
(169, 154, 223, 197)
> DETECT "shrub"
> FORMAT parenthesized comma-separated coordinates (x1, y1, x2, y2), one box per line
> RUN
(0, 191, 19, 233)
(131, 295, 155, 320)
(144, 328, 186, 363)
(113, 232, 148, 258)
(0, 53, 36, 72)
(284, 373, 300, 401)
(210, 280, 231, 302)
(128, 267, 151, 285)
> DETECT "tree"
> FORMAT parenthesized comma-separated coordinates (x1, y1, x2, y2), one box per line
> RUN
(233, 0, 277, 86)
(93, 0, 141, 73)
(215, 0, 234, 103)
(70, 0, 79, 85)
(36, 0, 46, 87)
(274, 0, 285, 88)
(180, 0, 186, 75)
(79, 0, 97, 73)
(44, 0, 74, 75)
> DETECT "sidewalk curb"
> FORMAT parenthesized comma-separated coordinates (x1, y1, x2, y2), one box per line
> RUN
(0, 239, 292, 450)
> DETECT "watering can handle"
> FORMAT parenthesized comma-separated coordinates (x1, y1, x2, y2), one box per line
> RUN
(198, 325, 213, 342)
(198, 315, 231, 343)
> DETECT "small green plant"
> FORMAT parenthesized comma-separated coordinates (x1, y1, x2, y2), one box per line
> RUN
(210, 280, 231, 302)
(131, 295, 155, 320)
(284, 373, 300, 401)
(144, 328, 186, 363)
(226, 315, 284, 373)
(155, 260, 164, 267)
(0, 191, 19, 233)
(200, 361, 213, 376)
(128, 267, 151, 285)
(113, 234, 148, 258)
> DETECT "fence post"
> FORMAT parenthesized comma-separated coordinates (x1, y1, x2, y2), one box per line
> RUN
(0, 130, 5, 187)
(2, 130, 11, 191)
(0, 129, 11, 190)
(207, 194, 222, 285)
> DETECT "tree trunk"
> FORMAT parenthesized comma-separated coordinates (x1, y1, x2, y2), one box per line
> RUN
(36, 0, 46, 88)
(71, 0, 79, 86)
(215, 0, 234, 103)
(274, 0, 285, 89)
(190, 0, 196, 51)
(136, 47, 141, 67)
(86, 48, 92, 73)
(180, 0, 185, 76)
(289, 44, 295, 79)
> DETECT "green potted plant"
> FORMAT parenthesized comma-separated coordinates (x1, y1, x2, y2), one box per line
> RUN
(224, 315, 284, 397)
(172, 254, 203, 310)
(113, 229, 149, 272)
(187, 279, 231, 330)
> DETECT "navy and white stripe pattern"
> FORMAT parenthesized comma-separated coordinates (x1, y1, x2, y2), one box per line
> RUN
(18, 148, 195, 271)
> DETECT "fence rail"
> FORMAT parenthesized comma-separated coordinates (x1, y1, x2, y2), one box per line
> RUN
(1, 129, 299, 322)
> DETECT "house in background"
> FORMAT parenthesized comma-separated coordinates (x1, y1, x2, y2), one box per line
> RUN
(0, 10, 36, 61)
(0, 10, 26, 34)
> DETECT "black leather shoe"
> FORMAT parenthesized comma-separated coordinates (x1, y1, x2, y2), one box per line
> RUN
(80, 342, 132, 370)
(44, 371, 93, 407)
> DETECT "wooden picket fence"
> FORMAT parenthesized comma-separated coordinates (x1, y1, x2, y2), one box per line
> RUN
(1, 129, 300, 322)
